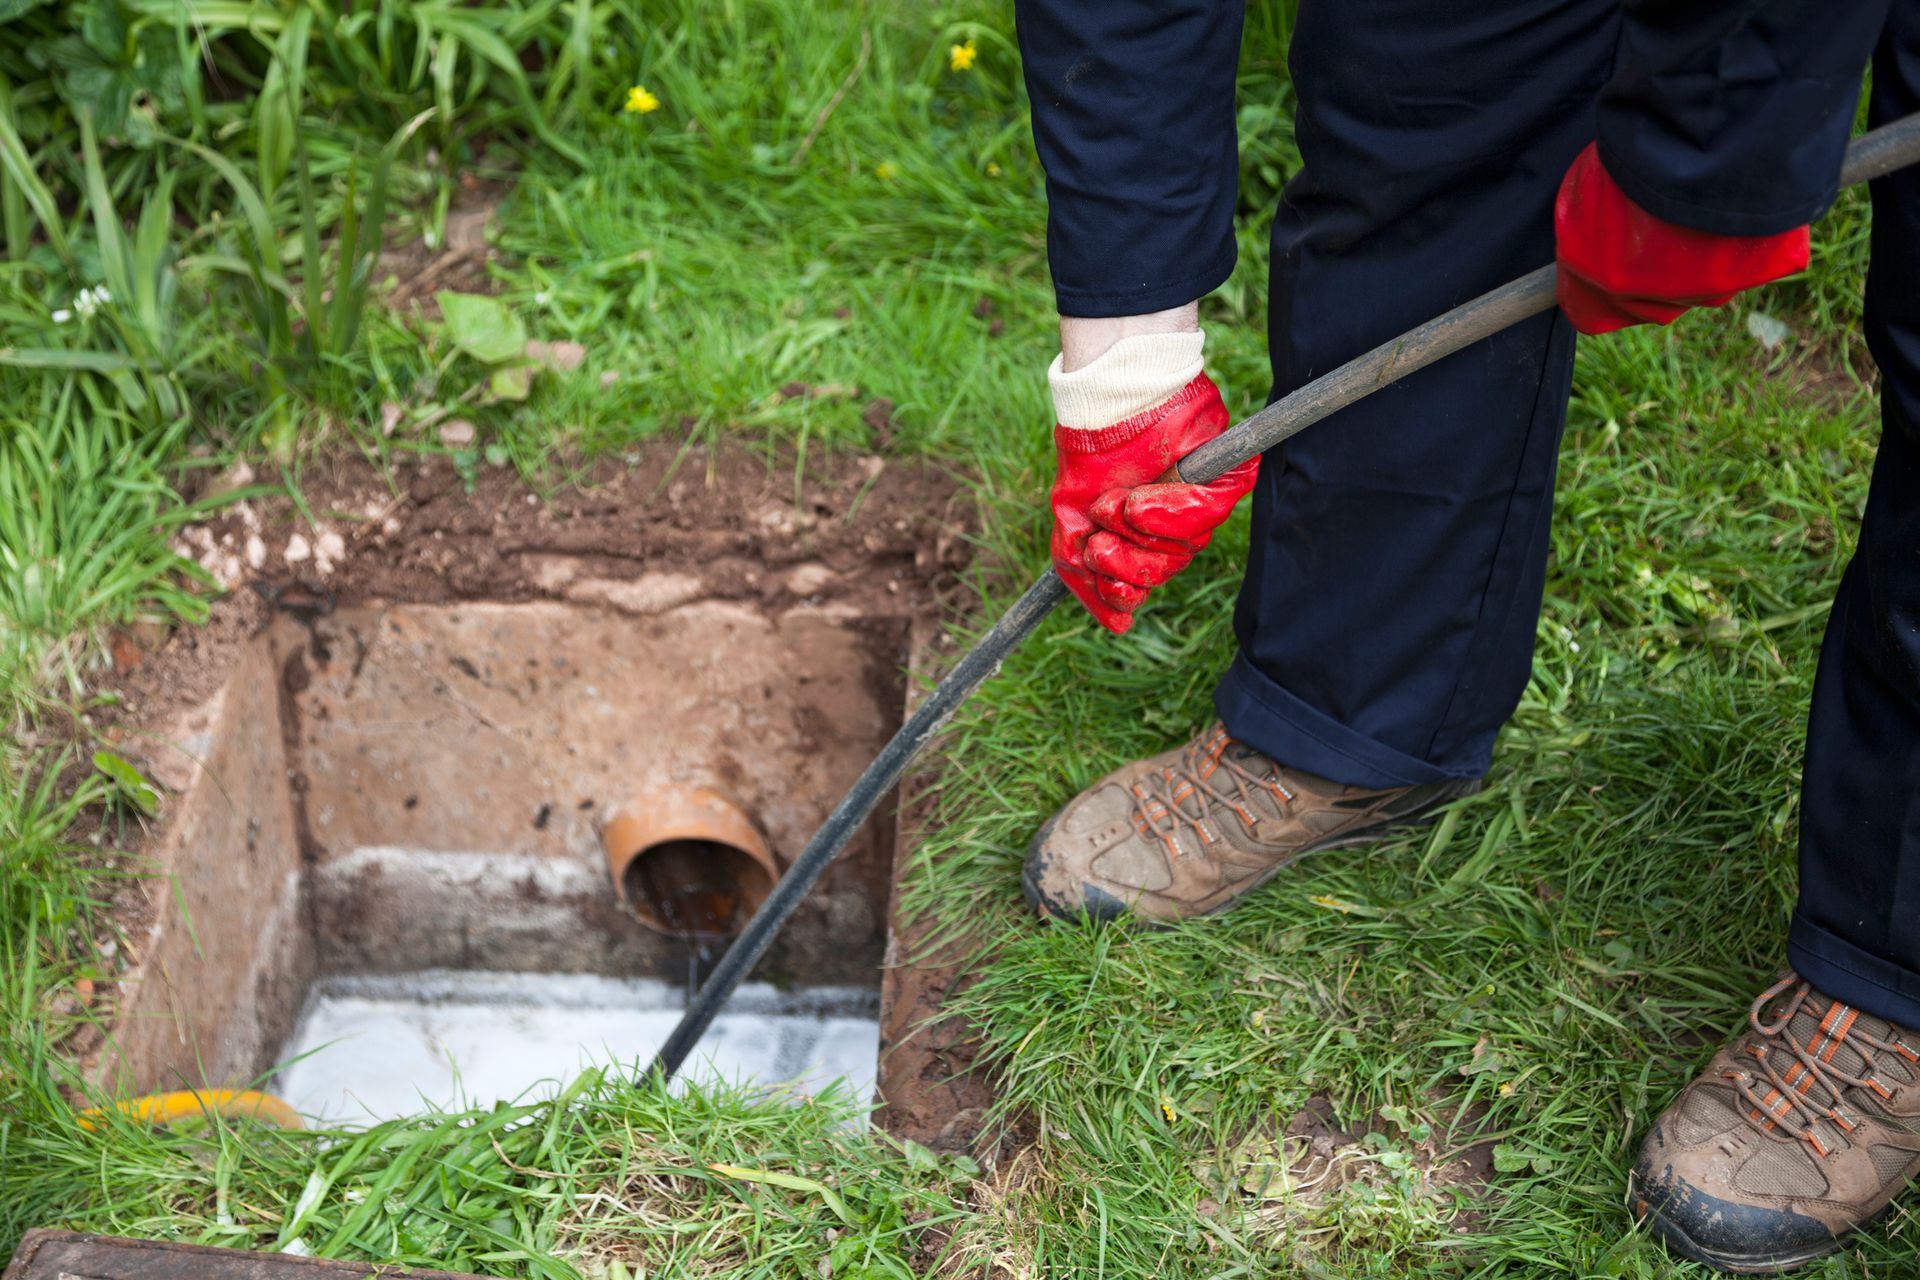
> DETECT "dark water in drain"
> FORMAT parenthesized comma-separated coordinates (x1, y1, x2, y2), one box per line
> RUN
(684, 940, 717, 1004)
(629, 839, 751, 1006)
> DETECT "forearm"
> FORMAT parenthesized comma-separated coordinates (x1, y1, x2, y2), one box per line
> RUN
(1058, 303, 1199, 372)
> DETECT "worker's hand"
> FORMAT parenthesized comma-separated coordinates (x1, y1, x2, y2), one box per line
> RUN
(1554, 142, 1809, 336)
(1050, 373, 1258, 634)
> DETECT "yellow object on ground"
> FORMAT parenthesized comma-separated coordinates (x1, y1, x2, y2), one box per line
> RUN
(79, 1089, 304, 1131)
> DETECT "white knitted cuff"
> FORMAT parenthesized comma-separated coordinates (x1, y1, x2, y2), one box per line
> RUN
(1048, 331, 1206, 430)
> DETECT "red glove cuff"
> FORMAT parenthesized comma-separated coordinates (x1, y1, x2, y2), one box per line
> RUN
(1052, 374, 1221, 458)
(1554, 143, 1809, 336)
(1049, 374, 1258, 635)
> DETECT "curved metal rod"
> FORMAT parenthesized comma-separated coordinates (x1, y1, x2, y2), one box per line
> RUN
(650, 110, 1920, 1082)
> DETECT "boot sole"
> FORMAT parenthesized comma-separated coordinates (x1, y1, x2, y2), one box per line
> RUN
(1628, 1170, 1872, 1274)
(1021, 780, 1478, 927)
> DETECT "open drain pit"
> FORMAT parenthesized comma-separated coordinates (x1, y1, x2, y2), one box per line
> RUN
(83, 444, 993, 1147)
(95, 591, 922, 1124)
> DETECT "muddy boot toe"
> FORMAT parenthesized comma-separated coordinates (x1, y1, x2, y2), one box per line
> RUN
(1630, 974, 1920, 1273)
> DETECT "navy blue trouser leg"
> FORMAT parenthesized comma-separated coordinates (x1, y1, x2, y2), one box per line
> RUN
(1214, 0, 1620, 787)
(1788, 10, 1920, 1030)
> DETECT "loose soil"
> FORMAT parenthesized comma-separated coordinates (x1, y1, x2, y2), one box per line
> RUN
(123, 438, 974, 730)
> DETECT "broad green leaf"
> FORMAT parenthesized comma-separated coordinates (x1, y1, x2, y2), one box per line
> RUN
(438, 292, 526, 365)
(92, 750, 158, 815)
(489, 362, 534, 401)
(1492, 1144, 1549, 1174)
(81, 0, 128, 58)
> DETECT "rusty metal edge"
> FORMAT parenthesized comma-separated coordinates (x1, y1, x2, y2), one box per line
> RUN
(4, 1230, 493, 1280)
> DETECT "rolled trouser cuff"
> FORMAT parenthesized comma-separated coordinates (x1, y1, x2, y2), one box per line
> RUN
(1788, 911, 1920, 1030)
(1213, 650, 1483, 789)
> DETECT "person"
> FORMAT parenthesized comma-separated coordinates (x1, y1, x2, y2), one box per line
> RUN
(1011, 0, 1920, 1271)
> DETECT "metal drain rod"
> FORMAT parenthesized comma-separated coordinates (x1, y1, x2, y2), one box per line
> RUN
(650, 111, 1920, 1083)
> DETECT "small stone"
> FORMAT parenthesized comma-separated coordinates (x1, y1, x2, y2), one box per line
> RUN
(438, 419, 476, 448)
(784, 563, 836, 597)
(861, 397, 896, 445)
(1747, 311, 1793, 352)
(313, 530, 347, 576)
(245, 536, 266, 570)
(565, 572, 705, 615)
(526, 339, 586, 372)
(206, 459, 255, 500)
(109, 631, 145, 675)
(380, 402, 406, 437)
(752, 502, 816, 537)
(599, 370, 621, 388)
(284, 533, 312, 563)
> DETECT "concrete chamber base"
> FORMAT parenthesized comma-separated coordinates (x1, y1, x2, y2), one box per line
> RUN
(276, 972, 880, 1123)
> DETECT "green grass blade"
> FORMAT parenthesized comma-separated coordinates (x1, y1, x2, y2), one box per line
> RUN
(0, 97, 71, 268)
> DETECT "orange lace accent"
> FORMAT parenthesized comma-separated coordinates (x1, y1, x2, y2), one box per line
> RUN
(1129, 731, 1293, 858)
(1722, 974, 1917, 1159)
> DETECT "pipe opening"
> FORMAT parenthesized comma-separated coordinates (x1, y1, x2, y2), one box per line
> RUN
(603, 787, 778, 939)
(625, 837, 773, 938)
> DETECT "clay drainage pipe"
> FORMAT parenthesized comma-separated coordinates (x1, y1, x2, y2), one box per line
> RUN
(603, 787, 778, 938)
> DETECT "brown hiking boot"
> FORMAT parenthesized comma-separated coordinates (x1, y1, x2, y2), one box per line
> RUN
(1631, 974, 1920, 1273)
(1020, 720, 1477, 925)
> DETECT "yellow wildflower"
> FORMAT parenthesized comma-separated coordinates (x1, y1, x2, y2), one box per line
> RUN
(949, 39, 978, 72)
(624, 85, 660, 115)
(874, 161, 898, 181)
(1160, 1096, 1177, 1124)
(986, 161, 1002, 176)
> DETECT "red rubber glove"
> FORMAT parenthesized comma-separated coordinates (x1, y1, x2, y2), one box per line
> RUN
(1554, 142, 1809, 336)
(1050, 373, 1259, 634)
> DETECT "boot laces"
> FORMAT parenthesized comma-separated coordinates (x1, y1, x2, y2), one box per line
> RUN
(1128, 729, 1293, 857)
(1722, 973, 1920, 1159)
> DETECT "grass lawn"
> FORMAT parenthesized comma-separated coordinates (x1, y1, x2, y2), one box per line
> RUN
(0, 1, 1902, 1276)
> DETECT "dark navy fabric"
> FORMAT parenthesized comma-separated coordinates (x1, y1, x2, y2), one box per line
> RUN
(1789, 4, 1920, 1030)
(1217, 0, 1619, 787)
(1018, 3, 1919, 1021)
(1015, 0, 1889, 318)
(1598, 1, 1892, 235)
(1013, 0, 1245, 317)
